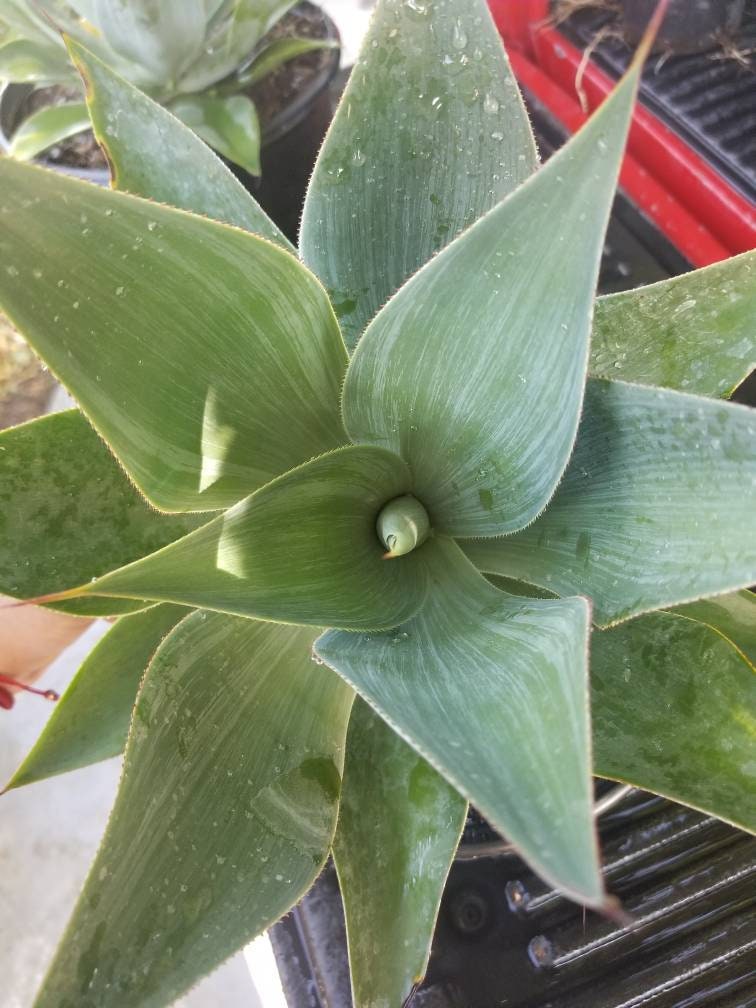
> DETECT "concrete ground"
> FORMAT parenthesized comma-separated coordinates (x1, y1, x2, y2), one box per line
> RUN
(1, 3, 374, 1005)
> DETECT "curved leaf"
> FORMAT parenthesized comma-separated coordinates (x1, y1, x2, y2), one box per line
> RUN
(67, 37, 290, 248)
(177, 0, 295, 93)
(341, 55, 643, 538)
(462, 379, 756, 626)
(317, 537, 602, 907)
(670, 589, 755, 668)
(0, 38, 75, 83)
(300, 0, 538, 350)
(66, 446, 429, 632)
(591, 610, 755, 833)
(170, 92, 261, 177)
(8, 101, 90, 161)
(33, 612, 353, 1008)
(334, 698, 466, 1008)
(591, 250, 756, 397)
(242, 35, 337, 87)
(90, 0, 207, 87)
(0, 410, 203, 616)
(0, 158, 348, 511)
(5, 604, 186, 790)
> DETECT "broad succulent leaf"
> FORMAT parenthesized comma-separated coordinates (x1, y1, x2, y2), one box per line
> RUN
(300, 0, 538, 350)
(170, 93, 262, 178)
(317, 537, 602, 907)
(8, 102, 90, 161)
(33, 612, 354, 1008)
(334, 698, 467, 1008)
(463, 379, 756, 626)
(671, 589, 755, 666)
(591, 609, 756, 833)
(178, 0, 296, 93)
(67, 38, 290, 248)
(241, 35, 337, 87)
(5, 604, 186, 790)
(0, 410, 203, 616)
(88, 0, 208, 87)
(62, 446, 428, 632)
(342, 55, 643, 538)
(0, 38, 76, 83)
(591, 250, 756, 396)
(0, 158, 347, 511)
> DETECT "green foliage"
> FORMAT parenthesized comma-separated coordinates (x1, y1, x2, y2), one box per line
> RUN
(591, 250, 756, 396)
(591, 604, 756, 832)
(0, 0, 331, 174)
(5, 604, 186, 789)
(67, 38, 290, 247)
(0, 1, 754, 1006)
(34, 612, 353, 1007)
(0, 158, 347, 511)
(334, 698, 467, 1008)
(0, 410, 202, 616)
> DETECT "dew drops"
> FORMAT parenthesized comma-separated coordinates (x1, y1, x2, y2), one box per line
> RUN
(483, 93, 500, 115)
(490, 131, 504, 142)
(596, 137, 608, 153)
(147, 221, 157, 231)
(351, 148, 366, 167)
(452, 20, 467, 50)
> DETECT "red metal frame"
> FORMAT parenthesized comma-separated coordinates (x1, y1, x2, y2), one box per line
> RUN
(486, 0, 756, 264)
(509, 50, 730, 266)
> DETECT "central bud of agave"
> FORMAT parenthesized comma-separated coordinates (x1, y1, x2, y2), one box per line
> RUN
(376, 495, 431, 558)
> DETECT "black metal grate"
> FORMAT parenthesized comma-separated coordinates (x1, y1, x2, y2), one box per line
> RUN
(555, 2, 756, 203)
(271, 789, 756, 1008)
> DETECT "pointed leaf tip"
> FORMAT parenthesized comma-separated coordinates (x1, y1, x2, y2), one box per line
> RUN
(317, 538, 603, 906)
(343, 57, 643, 537)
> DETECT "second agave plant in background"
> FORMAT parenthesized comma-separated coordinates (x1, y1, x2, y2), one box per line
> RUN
(0, 1, 754, 1007)
(0, 0, 336, 175)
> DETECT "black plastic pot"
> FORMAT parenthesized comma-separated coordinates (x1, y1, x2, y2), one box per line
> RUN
(0, 1, 340, 242)
(621, 0, 746, 54)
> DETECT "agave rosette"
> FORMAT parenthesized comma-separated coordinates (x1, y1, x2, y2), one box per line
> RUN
(0, 2, 754, 1006)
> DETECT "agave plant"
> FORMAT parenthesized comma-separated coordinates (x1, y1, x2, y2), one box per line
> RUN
(0, 1, 754, 1005)
(0, 0, 333, 173)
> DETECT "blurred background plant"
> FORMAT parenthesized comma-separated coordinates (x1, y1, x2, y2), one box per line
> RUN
(0, 0, 336, 175)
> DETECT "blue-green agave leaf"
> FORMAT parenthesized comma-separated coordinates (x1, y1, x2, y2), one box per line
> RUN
(58, 446, 428, 632)
(592, 609, 755, 833)
(334, 698, 467, 1008)
(463, 380, 756, 626)
(67, 37, 290, 248)
(341, 50, 644, 538)
(317, 537, 602, 906)
(33, 612, 353, 1008)
(671, 589, 755, 668)
(0, 410, 203, 616)
(0, 158, 347, 512)
(591, 250, 756, 397)
(300, 0, 538, 350)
